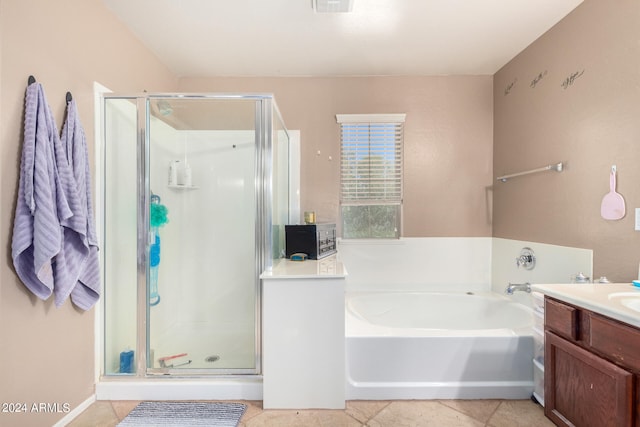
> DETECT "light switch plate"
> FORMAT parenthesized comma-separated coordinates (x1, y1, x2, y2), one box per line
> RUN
(635, 208, 640, 231)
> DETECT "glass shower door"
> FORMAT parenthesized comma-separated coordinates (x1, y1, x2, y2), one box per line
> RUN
(146, 97, 260, 374)
(102, 97, 139, 375)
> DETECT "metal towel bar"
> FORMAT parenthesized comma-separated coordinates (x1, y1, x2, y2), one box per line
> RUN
(497, 162, 564, 182)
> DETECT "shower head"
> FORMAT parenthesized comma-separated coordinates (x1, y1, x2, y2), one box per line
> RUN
(156, 100, 173, 116)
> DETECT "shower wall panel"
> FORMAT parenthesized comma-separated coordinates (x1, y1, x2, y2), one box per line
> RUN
(148, 126, 257, 368)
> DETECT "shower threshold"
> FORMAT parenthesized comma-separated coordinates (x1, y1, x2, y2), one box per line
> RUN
(96, 376, 263, 401)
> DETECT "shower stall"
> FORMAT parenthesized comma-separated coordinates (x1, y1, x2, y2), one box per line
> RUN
(99, 94, 290, 382)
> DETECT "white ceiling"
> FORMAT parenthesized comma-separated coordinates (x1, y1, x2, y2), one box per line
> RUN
(103, 0, 583, 77)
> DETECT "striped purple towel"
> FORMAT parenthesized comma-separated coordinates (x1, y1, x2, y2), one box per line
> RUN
(60, 98, 101, 310)
(11, 82, 72, 300)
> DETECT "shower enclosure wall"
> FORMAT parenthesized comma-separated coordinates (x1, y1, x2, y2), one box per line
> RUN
(100, 94, 289, 381)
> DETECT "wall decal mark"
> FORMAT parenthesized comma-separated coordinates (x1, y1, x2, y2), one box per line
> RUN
(561, 69, 585, 90)
(530, 70, 548, 88)
(504, 78, 517, 96)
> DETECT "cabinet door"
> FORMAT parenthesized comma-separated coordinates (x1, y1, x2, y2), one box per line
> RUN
(545, 331, 633, 427)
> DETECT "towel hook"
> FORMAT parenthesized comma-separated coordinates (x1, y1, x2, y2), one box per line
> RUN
(66, 91, 73, 103)
(28, 75, 36, 85)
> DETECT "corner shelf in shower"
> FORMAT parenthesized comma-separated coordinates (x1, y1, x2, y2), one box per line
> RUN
(167, 184, 198, 190)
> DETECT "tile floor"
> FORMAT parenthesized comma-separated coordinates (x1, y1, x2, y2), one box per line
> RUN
(66, 399, 554, 426)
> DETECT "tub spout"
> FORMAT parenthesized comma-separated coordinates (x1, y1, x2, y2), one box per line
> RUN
(505, 282, 531, 295)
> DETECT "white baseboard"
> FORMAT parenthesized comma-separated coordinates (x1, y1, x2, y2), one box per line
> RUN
(52, 394, 96, 427)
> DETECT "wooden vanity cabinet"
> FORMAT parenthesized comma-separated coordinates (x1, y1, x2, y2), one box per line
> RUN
(544, 296, 636, 427)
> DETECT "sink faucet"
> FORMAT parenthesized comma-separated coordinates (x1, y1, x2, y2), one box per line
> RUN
(505, 282, 531, 295)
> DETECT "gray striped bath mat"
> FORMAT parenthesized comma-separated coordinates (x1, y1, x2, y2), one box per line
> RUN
(117, 401, 246, 426)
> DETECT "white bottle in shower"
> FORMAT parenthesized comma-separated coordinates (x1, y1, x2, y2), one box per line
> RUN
(168, 160, 179, 186)
(183, 162, 192, 187)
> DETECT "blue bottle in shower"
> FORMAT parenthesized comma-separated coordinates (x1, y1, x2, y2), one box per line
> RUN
(120, 348, 134, 374)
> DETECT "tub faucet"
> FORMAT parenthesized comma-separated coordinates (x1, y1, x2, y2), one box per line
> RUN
(505, 282, 531, 295)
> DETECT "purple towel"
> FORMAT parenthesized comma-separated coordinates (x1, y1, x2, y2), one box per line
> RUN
(12, 83, 100, 311)
(11, 83, 72, 300)
(60, 98, 101, 310)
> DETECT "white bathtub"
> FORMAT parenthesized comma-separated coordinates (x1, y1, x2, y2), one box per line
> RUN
(346, 291, 535, 400)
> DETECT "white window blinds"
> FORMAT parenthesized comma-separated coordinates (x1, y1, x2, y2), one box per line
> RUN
(337, 114, 405, 204)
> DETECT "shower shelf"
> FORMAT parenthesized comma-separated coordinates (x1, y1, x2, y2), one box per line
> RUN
(167, 184, 198, 190)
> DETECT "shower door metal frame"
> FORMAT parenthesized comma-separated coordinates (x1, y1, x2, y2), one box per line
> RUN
(102, 93, 276, 377)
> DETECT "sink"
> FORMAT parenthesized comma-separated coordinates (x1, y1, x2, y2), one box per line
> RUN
(608, 292, 640, 298)
(619, 298, 640, 312)
(608, 292, 640, 313)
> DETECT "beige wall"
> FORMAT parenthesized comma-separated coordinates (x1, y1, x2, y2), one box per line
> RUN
(493, 0, 640, 282)
(5, 0, 631, 424)
(1, 5, 492, 424)
(0, 1, 177, 425)
(178, 76, 494, 237)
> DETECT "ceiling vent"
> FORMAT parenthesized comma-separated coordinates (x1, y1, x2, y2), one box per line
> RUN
(312, 0, 354, 13)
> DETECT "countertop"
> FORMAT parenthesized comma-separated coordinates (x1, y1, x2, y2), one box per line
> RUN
(260, 255, 348, 280)
(532, 283, 640, 329)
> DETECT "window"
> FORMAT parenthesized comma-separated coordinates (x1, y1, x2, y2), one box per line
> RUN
(337, 114, 405, 238)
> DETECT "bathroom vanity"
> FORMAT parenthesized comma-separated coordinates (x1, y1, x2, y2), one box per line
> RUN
(261, 256, 347, 409)
(533, 283, 640, 427)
